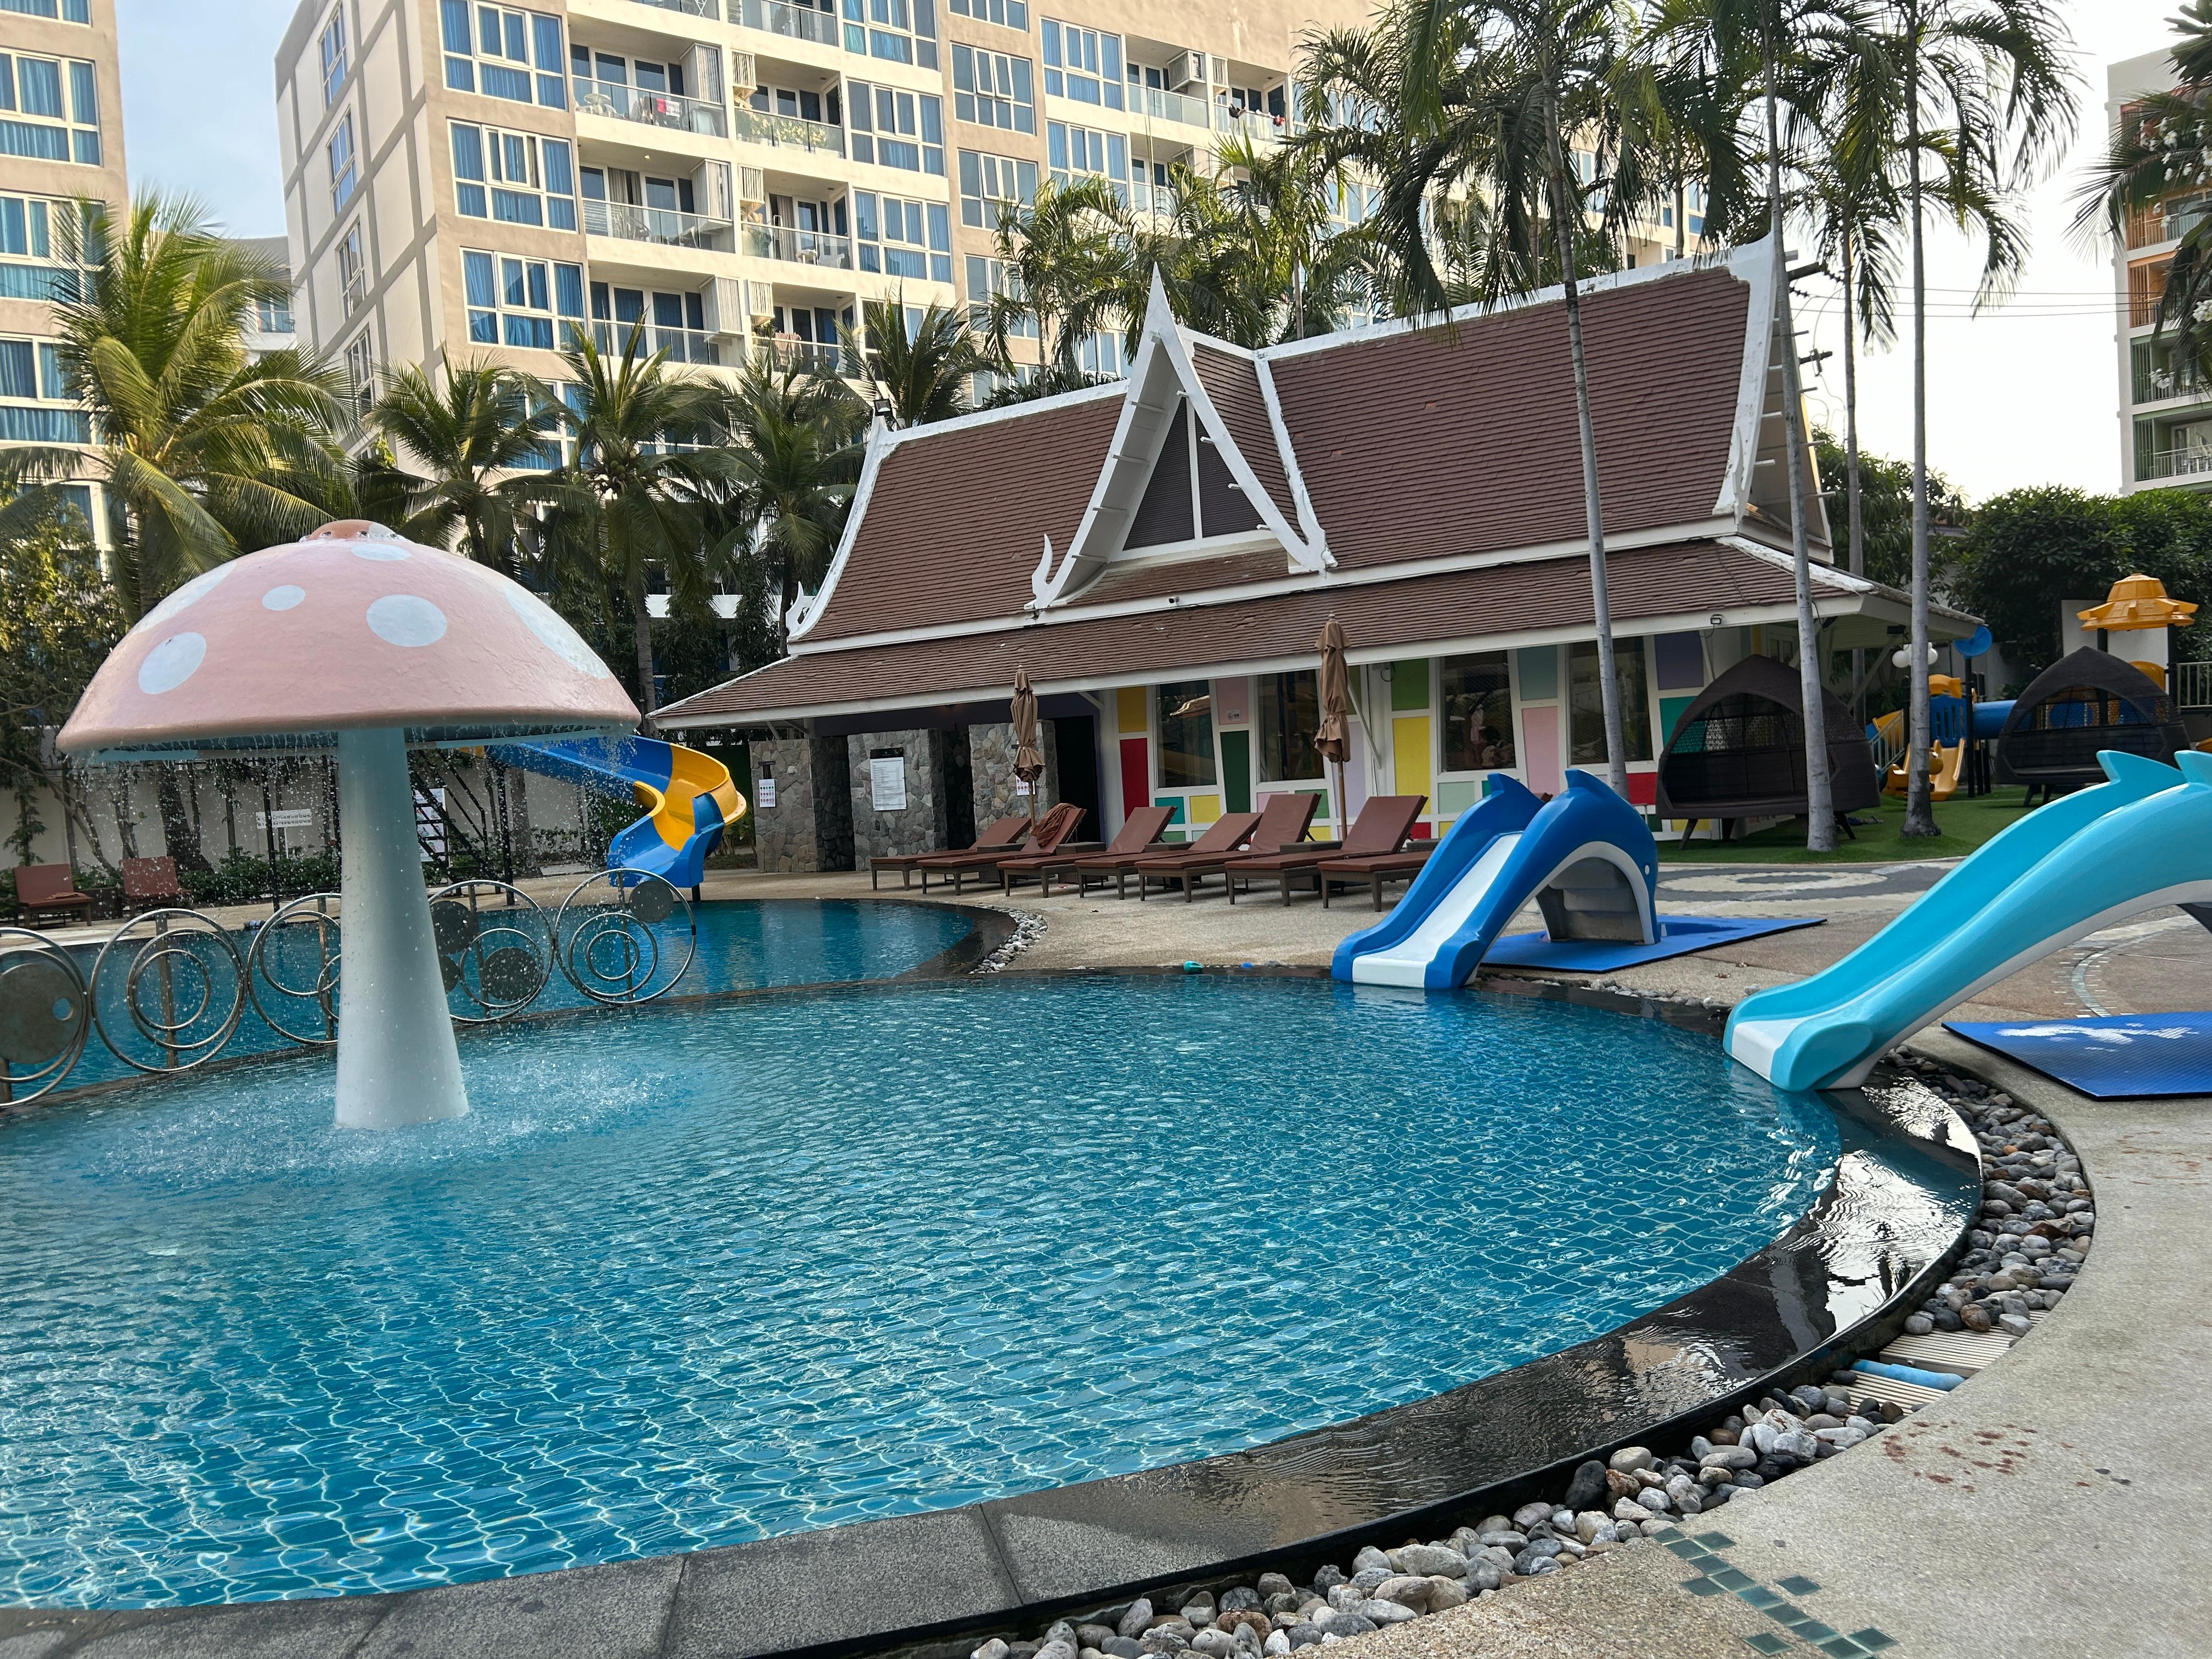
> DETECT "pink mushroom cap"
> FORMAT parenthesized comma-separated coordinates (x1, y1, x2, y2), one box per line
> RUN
(59, 521, 642, 759)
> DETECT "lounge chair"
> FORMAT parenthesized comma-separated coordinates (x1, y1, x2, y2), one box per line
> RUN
(1319, 843, 1441, 909)
(920, 802, 1085, 894)
(871, 814, 1029, 891)
(12, 863, 95, 927)
(1000, 804, 1175, 896)
(1224, 794, 1428, 904)
(122, 856, 185, 915)
(1139, 791, 1319, 902)
(1061, 810, 1262, 899)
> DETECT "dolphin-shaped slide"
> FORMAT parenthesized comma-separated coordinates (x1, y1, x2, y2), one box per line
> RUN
(1726, 749, 2212, 1092)
(1334, 771, 1659, 989)
(498, 734, 747, 889)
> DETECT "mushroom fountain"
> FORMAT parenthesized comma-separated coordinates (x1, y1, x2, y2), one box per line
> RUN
(58, 521, 640, 1129)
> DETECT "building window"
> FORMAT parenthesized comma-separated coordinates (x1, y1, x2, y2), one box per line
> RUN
(853, 193, 950, 282)
(847, 81, 943, 174)
(463, 249, 585, 348)
(450, 121, 576, 228)
(328, 113, 357, 211)
(256, 294, 295, 333)
(958, 149, 1035, 228)
(0, 1, 94, 22)
(1256, 670, 1322, 782)
(319, 9, 347, 106)
(336, 222, 365, 314)
(0, 332, 88, 443)
(344, 329, 376, 421)
(0, 191, 80, 301)
(1075, 329, 1120, 377)
(441, 0, 565, 108)
(1441, 652, 1516, 772)
(1568, 639, 1652, 766)
(842, 0, 937, 70)
(0, 49, 102, 164)
(949, 0, 1024, 27)
(1046, 121, 1124, 194)
(952, 45, 1034, 132)
(1155, 681, 1216, 788)
(1041, 20, 1120, 109)
(964, 254, 1034, 335)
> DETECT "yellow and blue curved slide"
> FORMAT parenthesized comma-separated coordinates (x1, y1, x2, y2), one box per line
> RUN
(500, 735, 747, 889)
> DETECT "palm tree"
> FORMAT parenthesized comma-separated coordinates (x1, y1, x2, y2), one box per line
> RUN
(1873, 0, 2074, 835)
(1165, 137, 1377, 346)
(841, 294, 979, 427)
(723, 355, 864, 652)
(0, 192, 347, 620)
(533, 328, 740, 726)
(981, 175, 1135, 382)
(356, 358, 559, 577)
(1304, 0, 1658, 796)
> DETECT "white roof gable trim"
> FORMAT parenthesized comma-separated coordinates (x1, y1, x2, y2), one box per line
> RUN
(1030, 274, 1329, 612)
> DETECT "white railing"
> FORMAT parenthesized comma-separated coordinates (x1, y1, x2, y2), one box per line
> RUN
(733, 103, 845, 156)
(2176, 659, 2212, 709)
(742, 222, 853, 268)
(2138, 446, 2212, 482)
(1214, 105, 1289, 145)
(738, 0, 839, 45)
(573, 78, 727, 138)
(631, 0, 718, 16)
(583, 198, 734, 250)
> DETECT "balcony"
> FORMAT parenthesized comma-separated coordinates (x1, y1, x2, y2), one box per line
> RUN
(738, 0, 839, 47)
(2127, 191, 2212, 250)
(592, 321, 725, 365)
(2135, 363, 2212, 405)
(733, 103, 845, 157)
(629, 0, 718, 15)
(1132, 85, 1212, 129)
(2136, 445, 2212, 483)
(584, 198, 735, 250)
(1214, 105, 1290, 145)
(763, 334, 855, 375)
(573, 77, 728, 138)
(742, 222, 853, 269)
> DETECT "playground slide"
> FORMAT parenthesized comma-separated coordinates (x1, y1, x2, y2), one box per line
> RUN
(1887, 740, 1963, 800)
(1333, 771, 1658, 989)
(1725, 749, 2212, 1092)
(499, 735, 747, 889)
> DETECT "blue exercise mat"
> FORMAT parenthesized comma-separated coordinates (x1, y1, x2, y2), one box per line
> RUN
(1944, 1012, 2212, 1099)
(1482, 914, 1824, 972)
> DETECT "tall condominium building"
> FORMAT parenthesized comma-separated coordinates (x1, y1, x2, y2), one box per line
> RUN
(2109, 46, 2212, 492)
(0, 0, 128, 527)
(273, 0, 1429, 404)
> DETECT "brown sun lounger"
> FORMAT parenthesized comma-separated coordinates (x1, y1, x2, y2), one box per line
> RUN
(1319, 843, 1442, 909)
(1139, 791, 1319, 902)
(871, 813, 1030, 890)
(1063, 810, 1262, 899)
(1001, 804, 1175, 896)
(12, 863, 95, 927)
(1225, 794, 1428, 904)
(921, 802, 1085, 893)
(122, 855, 185, 914)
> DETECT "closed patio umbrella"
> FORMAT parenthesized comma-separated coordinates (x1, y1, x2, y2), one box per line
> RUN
(1012, 665, 1043, 831)
(1317, 619, 1350, 842)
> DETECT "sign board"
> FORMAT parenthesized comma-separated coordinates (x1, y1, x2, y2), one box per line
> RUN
(868, 756, 907, 811)
(256, 808, 313, 831)
(1014, 777, 1032, 795)
(757, 776, 777, 808)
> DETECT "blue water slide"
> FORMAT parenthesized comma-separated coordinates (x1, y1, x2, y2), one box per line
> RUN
(1725, 749, 2212, 1091)
(496, 735, 744, 889)
(1333, 771, 1658, 989)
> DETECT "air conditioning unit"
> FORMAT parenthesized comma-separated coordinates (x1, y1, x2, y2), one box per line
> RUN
(1164, 49, 1204, 93)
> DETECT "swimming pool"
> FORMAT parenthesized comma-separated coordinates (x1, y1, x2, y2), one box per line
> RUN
(0, 974, 1836, 1607)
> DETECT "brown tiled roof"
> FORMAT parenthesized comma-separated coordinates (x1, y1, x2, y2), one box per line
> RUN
(802, 390, 1124, 643)
(1188, 342, 1295, 526)
(662, 540, 1802, 725)
(1268, 266, 1752, 568)
(1077, 548, 1289, 607)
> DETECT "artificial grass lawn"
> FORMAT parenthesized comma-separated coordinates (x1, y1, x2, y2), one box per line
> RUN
(1657, 787, 2036, 865)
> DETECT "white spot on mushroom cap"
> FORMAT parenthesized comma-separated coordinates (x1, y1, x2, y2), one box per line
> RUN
(263, 585, 306, 611)
(505, 586, 614, 678)
(138, 633, 207, 695)
(352, 543, 410, 562)
(366, 594, 447, 647)
(136, 566, 232, 634)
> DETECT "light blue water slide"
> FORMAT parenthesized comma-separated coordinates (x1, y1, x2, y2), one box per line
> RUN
(496, 735, 744, 889)
(1333, 771, 1659, 989)
(1725, 749, 2212, 1091)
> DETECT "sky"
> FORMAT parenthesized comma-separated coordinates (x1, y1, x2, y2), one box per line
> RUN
(117, 0, 2179, 503)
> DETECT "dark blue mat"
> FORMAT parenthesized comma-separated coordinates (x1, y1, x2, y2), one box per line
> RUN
(1483, 914, 1823, 972)
(1945, 1013, 2212, 1099)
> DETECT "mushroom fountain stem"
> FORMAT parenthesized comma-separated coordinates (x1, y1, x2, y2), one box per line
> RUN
(334, 727, 469, 1129)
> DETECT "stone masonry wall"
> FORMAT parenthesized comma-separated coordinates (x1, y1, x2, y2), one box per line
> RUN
(968, 720, 1062, 832)
(749, 736, 855, 873)
(848, 729, 952, 867)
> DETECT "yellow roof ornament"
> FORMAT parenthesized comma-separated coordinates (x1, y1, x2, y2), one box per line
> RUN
(2076, 573, 2198, 632)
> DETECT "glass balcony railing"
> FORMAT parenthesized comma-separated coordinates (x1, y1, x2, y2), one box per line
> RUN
(762, 334, 855, 376)
(1214, 105, 1290, 145)
(583, 198, 734, 250)
(1132, 85, 1212, 129)
(573, 78, 728, 138)
(738, 0, 839, 46)
(742, 222, 853, 268)
(592, 321, 723, 365)
(2127, 192, 2212, 250)
(733, 103, 845, 156)
(631, 0, 718, 16)
(1129, 179, 1178, 217)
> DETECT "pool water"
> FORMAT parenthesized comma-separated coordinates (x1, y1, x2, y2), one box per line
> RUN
(0, 976, 1837, 1607)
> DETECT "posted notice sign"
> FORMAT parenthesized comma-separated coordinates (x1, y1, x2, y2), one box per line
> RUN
(869, 757, 907, 811)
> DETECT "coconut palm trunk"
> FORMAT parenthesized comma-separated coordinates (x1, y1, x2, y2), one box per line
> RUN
(1765, 38, 1836, 851)
(633, 593, 658, 733)
(1902, 82, 1937, 837)
(1842, 224, 1867, 712)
